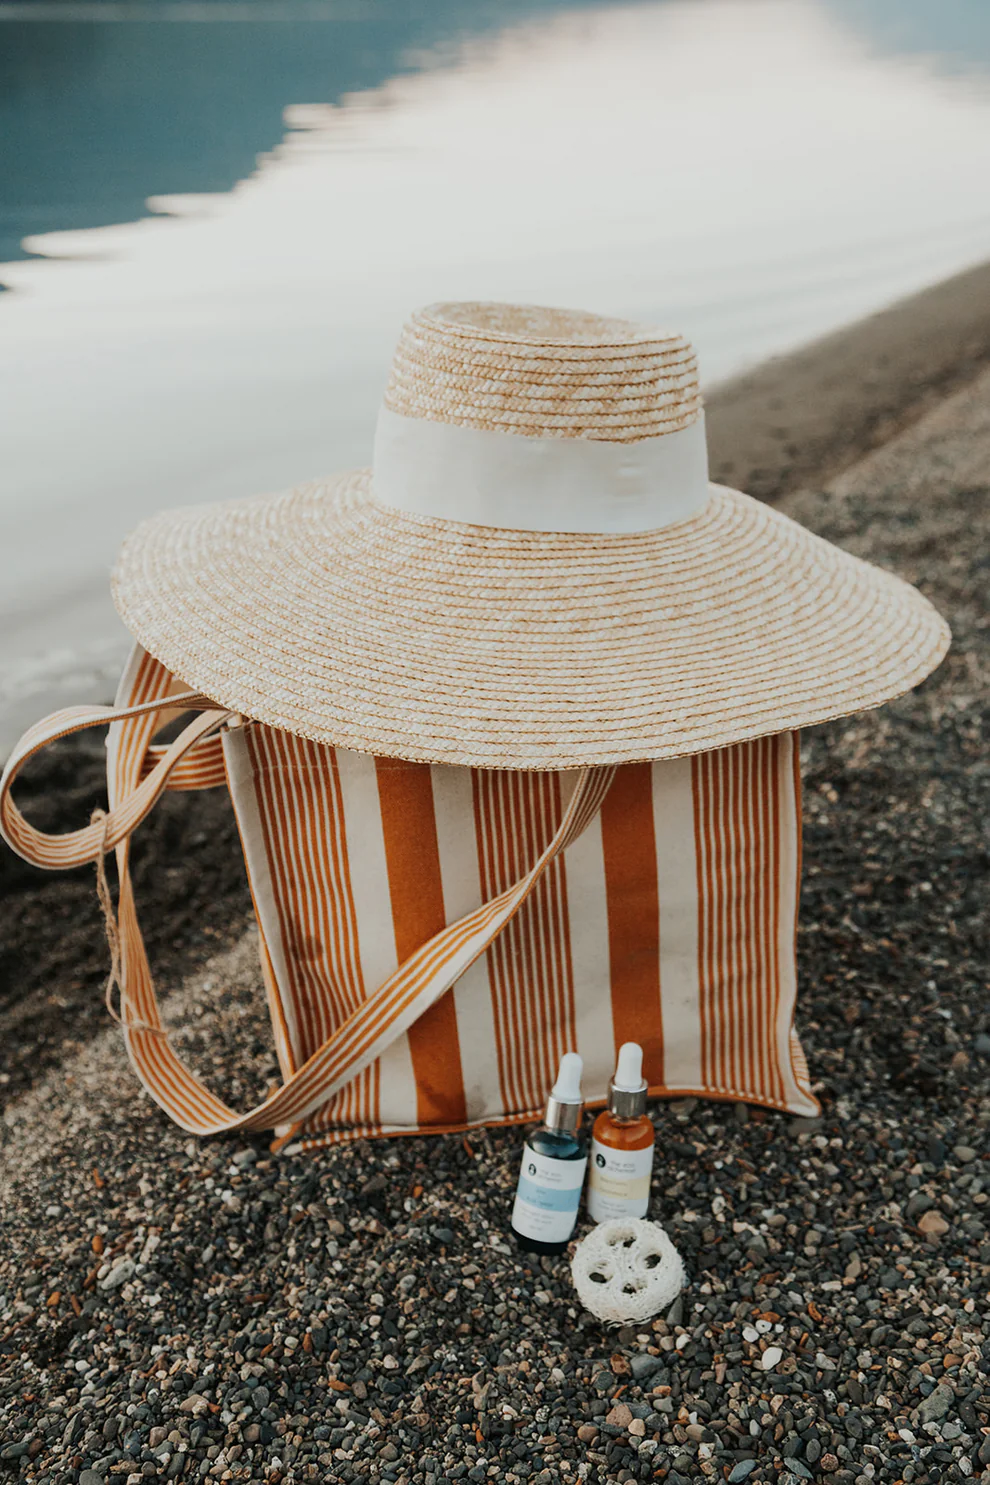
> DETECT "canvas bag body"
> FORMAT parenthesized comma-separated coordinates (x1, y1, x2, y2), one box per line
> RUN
(100, 644, 817, 1145)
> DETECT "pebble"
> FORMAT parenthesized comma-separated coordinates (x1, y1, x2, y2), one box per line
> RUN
(728, 1463, 758, 1482)
(761, 1345, 783, 1370)
(953, 1145, 978, 1163)
(914, 1382, 956, 1423)
(98, 1257, 134, 1291)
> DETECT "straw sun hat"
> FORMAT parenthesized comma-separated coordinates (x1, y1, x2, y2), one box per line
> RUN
(113, 302, 949, 769)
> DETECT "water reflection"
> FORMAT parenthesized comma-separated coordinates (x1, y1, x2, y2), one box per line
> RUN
(0, 0, 625, 262)
(2, 0, 990, 747)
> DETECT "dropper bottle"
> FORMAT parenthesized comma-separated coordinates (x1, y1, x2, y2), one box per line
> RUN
(510, 1052, 588, 1255)
(586, 1042, 655, 1222)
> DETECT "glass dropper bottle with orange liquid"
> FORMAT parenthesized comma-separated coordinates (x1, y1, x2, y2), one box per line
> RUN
(586, 1042, 655, 1222)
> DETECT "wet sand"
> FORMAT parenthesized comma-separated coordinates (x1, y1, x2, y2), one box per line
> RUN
(706, 256, 990, 500)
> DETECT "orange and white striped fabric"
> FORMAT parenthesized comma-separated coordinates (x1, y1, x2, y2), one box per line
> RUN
(0, 643, 818, 1147)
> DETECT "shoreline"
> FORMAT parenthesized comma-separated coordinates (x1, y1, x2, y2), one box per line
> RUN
(705, 256, 990, 501)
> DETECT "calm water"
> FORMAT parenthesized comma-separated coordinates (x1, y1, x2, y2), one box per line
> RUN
(2, 0, 990, 748)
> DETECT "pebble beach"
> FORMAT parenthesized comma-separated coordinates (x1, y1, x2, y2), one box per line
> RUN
(1, 353, 989, 1483)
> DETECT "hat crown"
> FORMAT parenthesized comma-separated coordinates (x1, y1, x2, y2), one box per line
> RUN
(384, 301, 701, 444)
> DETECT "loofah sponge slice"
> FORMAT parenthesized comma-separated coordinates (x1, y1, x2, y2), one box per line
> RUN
(571, 1218, 685, 1324)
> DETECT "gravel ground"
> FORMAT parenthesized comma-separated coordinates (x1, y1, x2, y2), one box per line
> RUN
(0, 734, 252, 1105)
(1, 367, 989, 1485)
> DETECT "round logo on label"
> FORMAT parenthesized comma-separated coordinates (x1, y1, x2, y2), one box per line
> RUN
(595, 1152, 606, 1168)
(528, 1163, 537, 1176)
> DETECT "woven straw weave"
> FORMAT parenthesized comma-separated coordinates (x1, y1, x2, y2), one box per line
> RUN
(111, 300, 949, 770)
(385, 302, 702, 440)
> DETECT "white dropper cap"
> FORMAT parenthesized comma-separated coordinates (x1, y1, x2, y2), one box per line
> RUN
(544, 1051, 584, 1133)
(551, 1052, 584, 1103)
(608, 1042, 648, 1117)
(614, 1042, 646, 1093)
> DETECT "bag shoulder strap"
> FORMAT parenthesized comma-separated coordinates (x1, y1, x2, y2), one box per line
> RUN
(2, 685, 615, 1137)
(0, 692, 231, 869)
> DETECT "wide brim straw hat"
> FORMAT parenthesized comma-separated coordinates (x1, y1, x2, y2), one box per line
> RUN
(113, 302, 949, 769)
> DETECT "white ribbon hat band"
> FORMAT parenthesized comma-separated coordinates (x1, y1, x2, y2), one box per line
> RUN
(372, 406, 711, 533)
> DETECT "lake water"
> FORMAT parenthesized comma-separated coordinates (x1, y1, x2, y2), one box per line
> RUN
(2, 0, 990, 750)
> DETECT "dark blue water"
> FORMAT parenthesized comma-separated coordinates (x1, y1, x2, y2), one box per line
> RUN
(0, 0, 636, 263)
(3, 0, 989, 268)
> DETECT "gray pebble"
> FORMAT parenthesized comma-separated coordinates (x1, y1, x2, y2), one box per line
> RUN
(728, 1463, 758, 1482)
(914, 1382, 955, 1423)
(99, 1258, 135, 1291)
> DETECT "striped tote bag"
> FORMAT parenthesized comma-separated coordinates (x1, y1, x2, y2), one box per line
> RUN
(0, 643, 819, 1148)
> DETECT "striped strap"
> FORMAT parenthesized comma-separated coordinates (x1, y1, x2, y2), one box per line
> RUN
(2, 693, 616, 1136)
(0, 693, 232, 870)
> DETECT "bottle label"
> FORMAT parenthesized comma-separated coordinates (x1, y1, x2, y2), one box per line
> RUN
(511, 1144, 587, 1244)
(586, 1137, 654, 1222)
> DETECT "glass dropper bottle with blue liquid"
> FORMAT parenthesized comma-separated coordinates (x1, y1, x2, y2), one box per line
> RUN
(510, 1052, 588, 1255)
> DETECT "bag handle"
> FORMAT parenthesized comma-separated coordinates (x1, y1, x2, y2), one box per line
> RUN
(2, 692, 615, 1137)
(0, 692, 233, 870)
(115, 756, 616, 1137)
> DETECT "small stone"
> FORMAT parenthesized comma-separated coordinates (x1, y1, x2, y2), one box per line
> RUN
(733, 1102, 749, 1124)
(606, 1403, 633, 1428)
(918, 1210, 950, 1238)
(232, 1148, 257, 1166)
(914, 1382, 955, 1424)
(788, 1463, 814, 1482)
(99, 1258, 135, 1291)
(577, 1424, 599, 1443)
(79, 1473, 106, 1485)
(844, 1253, 863, 1282)
(243, 1424, 261, 1443)
(953, 1145, 978, 1163)
(927, 1134, 946, 1164)
(728, 1464, 758, 1484)
(628, 1418, 646, 1437)
(178, 1393, 211, 1415)
(974, 1034, 990, 1056)
(821, 1456, 839, 1473)
(629, 1353, 662, 1381)
(761, 1346, 783, 1371)
(0, 1443, 31, 1461)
